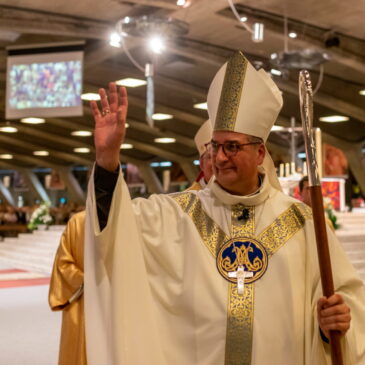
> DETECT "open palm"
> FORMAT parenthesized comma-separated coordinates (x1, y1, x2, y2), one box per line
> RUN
(90, 82, 128, 171)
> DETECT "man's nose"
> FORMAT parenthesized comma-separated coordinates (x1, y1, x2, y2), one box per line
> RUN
(214, 145, 228, 163)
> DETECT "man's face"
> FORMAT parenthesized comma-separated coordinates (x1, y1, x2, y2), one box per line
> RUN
(211, 131, 265, 195)
(200, 150, 213, 183)
(300, 181, 312, 207)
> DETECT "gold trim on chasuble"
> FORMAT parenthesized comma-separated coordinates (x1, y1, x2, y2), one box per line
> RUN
(171, 193, 311, 365)
(215, 52, 248, 131)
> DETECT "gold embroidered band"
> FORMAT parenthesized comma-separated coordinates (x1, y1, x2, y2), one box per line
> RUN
(215, 52, 248, 131)
(171, 193, 311, 365)
(171, 192, 226, 256)
(258, 203, 312, 256)
(225, 205, 255, 365)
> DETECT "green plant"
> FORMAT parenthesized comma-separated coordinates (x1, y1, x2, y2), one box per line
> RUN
(28, 201, 53, 230)
(323, 197, 340, 230)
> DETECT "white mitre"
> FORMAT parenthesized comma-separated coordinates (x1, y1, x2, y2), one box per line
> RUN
(194, 119, 212, 156)
(207, 51, 283, 191)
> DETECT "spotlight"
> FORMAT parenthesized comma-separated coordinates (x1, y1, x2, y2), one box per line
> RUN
(109, 32, 121, 48)
(149, 36, 165, 54)
(289, 32, 297, 39)
(176, 0, 191, 7)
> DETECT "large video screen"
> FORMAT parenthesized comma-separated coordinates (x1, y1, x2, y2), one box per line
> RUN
(6, 44, 83, 119)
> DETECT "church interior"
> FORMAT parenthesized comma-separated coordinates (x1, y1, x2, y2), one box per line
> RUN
(0, 0, 364, 364)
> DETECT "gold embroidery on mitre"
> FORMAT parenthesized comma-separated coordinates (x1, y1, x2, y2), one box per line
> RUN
(215, 52, 248, 131)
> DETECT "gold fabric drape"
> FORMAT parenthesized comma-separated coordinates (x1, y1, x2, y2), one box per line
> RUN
(49, 211, 86, 365)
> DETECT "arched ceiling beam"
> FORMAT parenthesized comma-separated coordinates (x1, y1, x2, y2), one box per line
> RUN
(0, 135, 93, 165)
(0, 5, 110, 39)
(219, 4, 365, 75)
(83, 82, 204, 126)
(274, 79, 365, 124)
(82, 107, 197, 149)
(94, 62, 207, 100)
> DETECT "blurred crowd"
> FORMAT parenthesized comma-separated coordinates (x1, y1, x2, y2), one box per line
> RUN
(0, 202, 85, 226)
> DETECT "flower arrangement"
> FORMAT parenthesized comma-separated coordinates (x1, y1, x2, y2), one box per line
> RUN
(323, 197, 340, 230)
(28, 201, 53, 230)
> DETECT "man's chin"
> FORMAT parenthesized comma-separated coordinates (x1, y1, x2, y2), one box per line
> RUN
(215, 172, 237, 188)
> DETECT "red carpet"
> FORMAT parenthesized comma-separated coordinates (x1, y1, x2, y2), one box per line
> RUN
(0, 269, 50, 289)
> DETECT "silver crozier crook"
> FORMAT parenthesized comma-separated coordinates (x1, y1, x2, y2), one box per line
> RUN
(299, 70, 343, 365)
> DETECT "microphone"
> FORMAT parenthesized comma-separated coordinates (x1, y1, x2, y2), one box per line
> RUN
(237, 208, 250, 221)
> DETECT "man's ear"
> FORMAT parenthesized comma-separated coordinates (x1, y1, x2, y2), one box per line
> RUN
(257, 144, 266, 165)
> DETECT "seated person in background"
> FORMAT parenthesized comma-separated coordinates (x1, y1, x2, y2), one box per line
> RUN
(299, 175, 335, 231)
(3, 205, 18, 224)
(49, 211, 86, 365)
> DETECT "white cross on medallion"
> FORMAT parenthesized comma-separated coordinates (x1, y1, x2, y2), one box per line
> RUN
(228, 265, 254, 296)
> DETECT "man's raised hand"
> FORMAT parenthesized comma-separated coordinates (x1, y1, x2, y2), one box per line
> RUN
(90, 82, 128, 171)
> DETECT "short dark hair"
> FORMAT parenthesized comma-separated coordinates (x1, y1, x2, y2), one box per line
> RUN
(299, 176, 309, 192)
(247, 135, 264, 144)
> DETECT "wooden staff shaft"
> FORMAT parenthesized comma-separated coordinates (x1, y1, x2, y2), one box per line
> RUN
(310, 185, 343, 365)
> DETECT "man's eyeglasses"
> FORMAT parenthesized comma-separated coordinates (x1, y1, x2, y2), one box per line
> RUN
(204, 141, 261, 157)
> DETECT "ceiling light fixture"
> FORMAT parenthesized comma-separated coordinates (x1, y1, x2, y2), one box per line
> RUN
(115, 15, 189, 126)
(81, 93, 100, 101)
(252, 23, 264, 43)
(152, 113, 173, 120)
(0, 126, 18, 133)
(194, 102, 208, 110)
(240, 16, 248, 22)
(0, 154, 13, 159)
(176, 0, 191, 7)
(116, 78, 147, 87)
(120, 143, 133, 149)
(109, 32, 121, 48)
(71, 130, 92, 137)
(270, 69, 282, 76)
(33, 151, 49, 156)
(149, 36, 165, 54)
(21, 118, 45, 124)
(154, 137, 176, 144)
(271, 125, 285, 131)
(359, 90, 365, 95)
(319, 115, 349, 123)
(73, 147, 90, 153)
(150, 161, 172, 167)
(288, 32, 297, 39)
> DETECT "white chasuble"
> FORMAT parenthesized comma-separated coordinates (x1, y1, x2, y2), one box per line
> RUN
(85, 170, 365, 365)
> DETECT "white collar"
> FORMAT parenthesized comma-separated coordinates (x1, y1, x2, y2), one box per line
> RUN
(208, 173, 273, 206)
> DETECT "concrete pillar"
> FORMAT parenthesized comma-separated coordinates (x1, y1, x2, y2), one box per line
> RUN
(180, 161, 199, 184)
(137, 164, 163, 194)
(20, 169, 50, 203)
(57, 167, 86, 205)
(0, 179, 15, 205)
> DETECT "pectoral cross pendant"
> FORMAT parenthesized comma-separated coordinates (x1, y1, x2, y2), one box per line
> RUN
(228, 265, 253, 296)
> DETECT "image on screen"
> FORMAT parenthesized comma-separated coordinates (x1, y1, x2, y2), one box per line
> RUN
(6, 47, 84, 119)
(9, 61, 82, 109)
